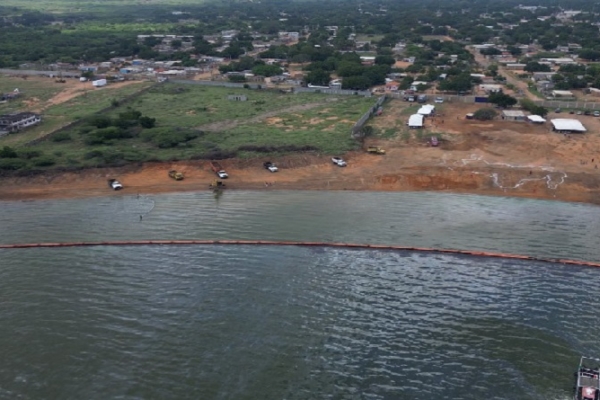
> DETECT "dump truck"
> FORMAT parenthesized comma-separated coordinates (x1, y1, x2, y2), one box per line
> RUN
(367, 146, 385, 154)
(210, 161, 228, 179)
(168, 170, 184, 180)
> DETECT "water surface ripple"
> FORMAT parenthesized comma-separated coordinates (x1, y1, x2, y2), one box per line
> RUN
(1, 191, 600, 399)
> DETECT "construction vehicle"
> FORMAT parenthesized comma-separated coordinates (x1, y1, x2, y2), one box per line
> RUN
(263, 161, 278, 172)
(367, 146, 386, 154)
(209, 180, 226, 189)
(210, 161, 228, 179)
(168, 170, 184, 180)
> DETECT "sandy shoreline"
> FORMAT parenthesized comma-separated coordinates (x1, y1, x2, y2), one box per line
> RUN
(1, 151, 599, 205)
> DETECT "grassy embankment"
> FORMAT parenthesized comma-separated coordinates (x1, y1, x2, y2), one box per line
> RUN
(1, 83, 375, 171)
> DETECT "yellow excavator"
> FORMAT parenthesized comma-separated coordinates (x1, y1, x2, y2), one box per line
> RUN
(209, 179, 226, 189)
(168, 170, 184, 180)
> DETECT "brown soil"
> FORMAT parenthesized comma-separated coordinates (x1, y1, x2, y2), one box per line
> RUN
(2, 102, 600, 204)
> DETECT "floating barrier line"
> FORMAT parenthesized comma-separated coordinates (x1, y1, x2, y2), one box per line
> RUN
(0, 240, 599, 268)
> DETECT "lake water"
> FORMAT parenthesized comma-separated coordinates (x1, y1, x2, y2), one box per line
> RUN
(0, 191, 599, 399)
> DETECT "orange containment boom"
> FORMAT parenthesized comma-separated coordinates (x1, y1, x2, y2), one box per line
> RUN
(0, 240, 599, 268)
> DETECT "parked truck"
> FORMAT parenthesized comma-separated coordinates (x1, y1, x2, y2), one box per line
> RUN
(367, 146, 385, 154)
(210, 161, 228, 179)
(92, 79, 107, 88)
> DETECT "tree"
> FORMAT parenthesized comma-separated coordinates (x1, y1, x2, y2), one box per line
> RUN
(521, 97, 549, 117)
(473, 108, 498, 121)
(305, 69, 330, 86)
(488, 90, 517, 108)
(524, 61, 551, 73)
(374, 55, 395, 66)
(342, 76, 371, 90)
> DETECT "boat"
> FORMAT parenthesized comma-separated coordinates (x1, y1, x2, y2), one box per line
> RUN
(575, 356, 600, 400)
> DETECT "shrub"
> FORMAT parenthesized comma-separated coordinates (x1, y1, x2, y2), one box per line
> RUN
(84, 150, 103, 159)
(33, 157, 56, 167)
(51, 132, 72, 142)
(0, 146, 18, 158)
(139, 116, 156, 129)
(473, 108, 498, 121)
(86, 115, 113, 129)
(18, 150, 42, 159)
(0, 158, 26, 170)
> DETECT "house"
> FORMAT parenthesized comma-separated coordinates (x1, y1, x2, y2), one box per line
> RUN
(536, 80, 555, 91)
(540, 57, 576, 65)
(551, 118, 586, 133)
(410, 81, 428, 91)
(0, 112, 42, 133)
(505, 63, 526, 70)
(532, 72, 556, 81)
(385, 81, 399, 91)
(479, 84, 503, 93)
(407, 114, 424, 128)
(501, 110, 526, 121)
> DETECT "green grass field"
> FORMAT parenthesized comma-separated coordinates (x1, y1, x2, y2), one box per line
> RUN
(0, 81, 152, 147)
(6, 84, 376, 170)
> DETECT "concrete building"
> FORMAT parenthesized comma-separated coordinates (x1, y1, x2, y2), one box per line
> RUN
(0, 112, 42, 133)
(501, 110, 526, 121)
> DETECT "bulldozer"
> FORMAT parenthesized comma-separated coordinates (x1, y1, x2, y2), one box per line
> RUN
(168, 170, 184, 180)
(367, 146, 386, 155)
(209, 179, 226, 189)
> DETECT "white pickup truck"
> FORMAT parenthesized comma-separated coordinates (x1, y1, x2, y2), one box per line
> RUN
(332, 157, 347, 167)
(108, 179, 123, 190)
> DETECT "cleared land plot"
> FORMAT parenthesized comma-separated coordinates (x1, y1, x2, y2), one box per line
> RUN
(115, 84, 351, 128)
(0, 75, 69, 114)
(24, 87, 375, 169)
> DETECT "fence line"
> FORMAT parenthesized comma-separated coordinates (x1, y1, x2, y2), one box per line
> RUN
(169, 79, 373, 97)
(351, 96, 386, 139)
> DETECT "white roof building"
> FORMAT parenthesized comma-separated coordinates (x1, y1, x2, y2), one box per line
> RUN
(527, 115, 546, 123)
(408, 114, 424, 128)
(417, 104, 435, 116)
(551, 119, 586, 132)
(552, 90, 575, 97)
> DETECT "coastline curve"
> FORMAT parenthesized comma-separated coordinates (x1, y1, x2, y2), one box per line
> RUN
(1, 240, 599, 269)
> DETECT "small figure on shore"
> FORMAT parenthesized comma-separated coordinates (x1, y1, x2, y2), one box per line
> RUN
(140, 215, 143, 221)
(137, 193, 140, 199)
(529, 170, 532, 175)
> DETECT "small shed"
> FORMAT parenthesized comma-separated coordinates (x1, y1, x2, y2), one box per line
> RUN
(501, 110, 526, 121)
(527, 115, 546, 123)
(408, 114, 424, 128)
(551, 118, 586, 133)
